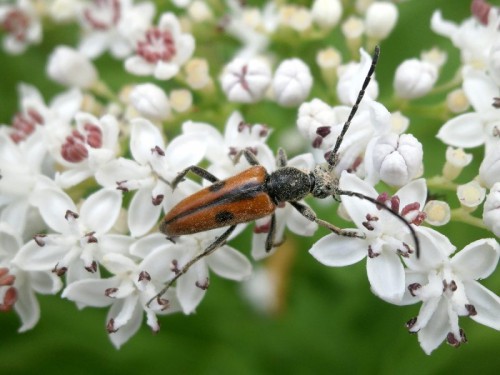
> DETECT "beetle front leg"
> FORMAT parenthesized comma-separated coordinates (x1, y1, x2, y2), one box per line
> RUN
(147, 225, 236, 310)
(232, 148, 260, 166)
(171, 165, 219, 190)
(289, 201, 364, 239)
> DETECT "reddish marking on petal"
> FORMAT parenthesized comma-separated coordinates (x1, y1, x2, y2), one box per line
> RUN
(401, 202, 420, 217)
(471, 0, 491, 25)
(136, 27, 176, 64)
(83, 0, 121, 31)
(1, 9, 29, 42)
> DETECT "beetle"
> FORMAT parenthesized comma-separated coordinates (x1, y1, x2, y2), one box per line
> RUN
(149, 46, 420, 307)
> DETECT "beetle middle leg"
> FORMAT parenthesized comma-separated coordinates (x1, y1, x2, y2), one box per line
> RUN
(288, 201, 364, 238)
(171, 165, 219, 190)
(147, 225, 237, 309)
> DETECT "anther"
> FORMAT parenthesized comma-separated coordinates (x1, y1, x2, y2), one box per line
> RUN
(138, 271, 151, 282)
(170, 259, 180, 274)
(195, 278, 210, 290)
(33, 234, 47, 247)
(65, 210, 79, 220)
(85, 261, 98, 273)
(408, 283, 422, 297)
(465, 304, 477, 316)
(151, 145, 165, 156)
(105, 288, 119, 297)
(367, 245, 379, 258)
(405, 317, 418, 331)
(106, 318, 118, 333)
(152, 195, 164, 206)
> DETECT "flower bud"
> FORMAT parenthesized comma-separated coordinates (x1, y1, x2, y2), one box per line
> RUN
(341, 16, 364, 40)
(424, 200, 451, 226)
(368, 133, 423, 186)
(390, 111, 410, 134)
(185, 58, 212, 90)
(488, 40, 500, 86)
(479, 144, 500, 188)
(364, 1, 398, 40)
(421, 47, 447, 69)
(187, 1, 213, 22)
(47, 46, 97, 88)
(457, 180, 486, 209)
(446, 89, 470, 113)
(280, 6, 312, 32)
(220, 58, 272, 103)
(483, 182, 500, 237)
(394, 58, 438, 99)
(297, 98, 336, 141)
(272, 58, 313, 107)
(129, 83, 171, 121)
(442, 147, 473, 180)
(169, 89, 193, 113)
(311, 0, 342, 29)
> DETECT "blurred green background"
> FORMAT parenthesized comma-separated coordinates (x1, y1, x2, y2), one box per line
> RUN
(1, 1, 499, 374)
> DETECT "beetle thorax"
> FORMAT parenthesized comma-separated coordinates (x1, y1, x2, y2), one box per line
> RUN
(310, 164, 338, 199)
(266, 166, 313, 203)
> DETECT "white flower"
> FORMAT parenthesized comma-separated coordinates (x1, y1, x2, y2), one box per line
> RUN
(393, 58, 438, 99)
(48, 0, 80, 22)
(95, 118, 206, 237)
(62, 248, 181, 348)
(337, 49, 379, 105)
(220, 58, 272, 103)
(479, 141, 500, 188)
(365, 133, 423, 186)
(169, 89, 193, 113)
(310, 0, 342, 29)
(54, 112, 119, 188)
(400, 236, 500, 355)
(180, 111, 275, 178)
(185, 58, 212, 90)
(78, 0, 155, 59)
(0, 223, 62, 332)
(129, 83, 171, 121)
(424, 200, 451, 226)
(272, 58, 313, 107)
(46, 46, 98, 88)
(297, 98, 392, 175)
(364, 1, 398, 40)
(442, 147, 473, 180)
(13, 187, 125, 285)
(134, 230, 252, 314)
(431, 8, 500, 69)
(310, 173, 427, 302)
(436, 69, 499, 148)
(0, 0, 41, 54)
(124, 12, 195, 80)
(483, 182, 500, 236)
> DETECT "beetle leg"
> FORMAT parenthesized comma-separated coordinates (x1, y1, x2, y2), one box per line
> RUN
(265, 213, 276, 252)
(147, 225, 237, 310)
(288, 201, 364, 238)
(171, 165, 219, 190)
(276, 148, 288, 168)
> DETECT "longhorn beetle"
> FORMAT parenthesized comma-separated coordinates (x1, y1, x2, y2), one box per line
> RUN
(148, 46, 420, 308)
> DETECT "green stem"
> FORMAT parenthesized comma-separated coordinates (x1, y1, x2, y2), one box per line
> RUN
(450, 208, 488, 230)
(426, 175, 458, 191)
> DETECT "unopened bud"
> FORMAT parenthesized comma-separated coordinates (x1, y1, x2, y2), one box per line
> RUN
(364, 1, 398, 40)
(446, 89, 470, 113)
(129, 83, 171, 121)
(483, 182, 500, 236)
(47, 46, 98, 88)
(311, 0, 342, 29)
(272, 58, 313, 107)
(479, 143, 500, 188)
(443, 147, 473, 180)
(221, 58, 272, 103)
(394, 58, 438, 99)
(169, 89, 193, 113)
(457, 180, 486, 209)
(424, 200, 451, 226)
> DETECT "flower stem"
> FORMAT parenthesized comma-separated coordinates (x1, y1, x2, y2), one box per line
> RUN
(450, 208, 487, 230)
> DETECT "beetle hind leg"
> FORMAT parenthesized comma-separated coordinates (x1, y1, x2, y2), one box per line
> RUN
(147, 225, 237, 310)
(171, 165, 219, 190)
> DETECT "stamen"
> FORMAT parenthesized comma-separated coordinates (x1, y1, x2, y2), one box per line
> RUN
(195, 278, 210, 290)
(137, 27, 176, 64)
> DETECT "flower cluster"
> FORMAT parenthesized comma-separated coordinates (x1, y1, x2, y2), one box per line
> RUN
(0, 0, 499, 356)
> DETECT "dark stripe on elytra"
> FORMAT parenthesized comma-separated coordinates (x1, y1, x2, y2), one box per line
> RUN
(215, 211, 235, 224)
(164, 181, 266, 225)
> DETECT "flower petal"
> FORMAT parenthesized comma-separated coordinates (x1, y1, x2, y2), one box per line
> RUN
(30, 187, 76, 233)
(404, 226, 455, 271)
(451, 238, 499, 280)
(177, 261, 207, 314)
(417, 298, 450, 355)
(14, 283, 40, 332)
(62, 277, 119, 307)
(80, 188, 122, 234)
(367, 249, 405, 302)
(107, 296, 142, 349)
(436, 113, 485, 148)
(206, 245, 252, 281)
(309, 233, 366, 266)
(130, 118, 165, 165)
(464, 280, 500, 330)
(128, 187, 162, 237)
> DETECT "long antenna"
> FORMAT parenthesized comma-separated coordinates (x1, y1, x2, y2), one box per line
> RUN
(327, 46, 380, 167)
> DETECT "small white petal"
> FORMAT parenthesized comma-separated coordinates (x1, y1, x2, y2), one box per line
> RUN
(164, 133, 207, 170)
(206, 245, 252, 281)
(80, 189, 122, 234)
(130, 118, 165, 165)
(436, 113, 485, 148)
(177, 261, 208, 314)
(124, 56, 155, 76)
(30, 271, 63, 295)
(62, 278, 118, 307)
(108, 296, 142, 349)
(417, 298, 450, 355)
(128, 188, 162, 237)
(451, 238, 500, 280)
(404, 226, 455, 271)
(14, 285, 40, 332)
(30, 187, 76, 233)
(309, 234, 366, 266)
(367, 250, 405, 302)
(464, 280, 500, 330)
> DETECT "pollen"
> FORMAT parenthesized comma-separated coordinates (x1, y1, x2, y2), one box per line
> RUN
(424, 200, 451, 226)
